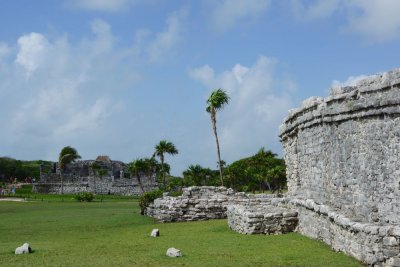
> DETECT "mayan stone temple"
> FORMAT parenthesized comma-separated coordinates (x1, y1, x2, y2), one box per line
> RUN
(33, 155, 158, 196)
(271, 68, 400, 266)
(147, 69, 400, 266)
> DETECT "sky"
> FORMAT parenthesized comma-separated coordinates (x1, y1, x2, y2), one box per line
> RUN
(1, 0, 400, 176)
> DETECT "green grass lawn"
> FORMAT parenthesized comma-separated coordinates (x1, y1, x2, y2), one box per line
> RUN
(0, 200, 363, 267)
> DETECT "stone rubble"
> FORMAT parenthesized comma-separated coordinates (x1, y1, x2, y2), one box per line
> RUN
(150, 229, 160, 237)
(166, 247, 182, 257)
(15, 243, 31, 255)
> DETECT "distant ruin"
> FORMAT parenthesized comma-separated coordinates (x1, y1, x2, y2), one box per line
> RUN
(33, 156, 158, 196)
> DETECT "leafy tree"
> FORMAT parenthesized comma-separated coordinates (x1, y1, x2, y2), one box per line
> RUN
(182, 164, 215, 186)
(129, 158, 148, 193)
(225, 147, 286, 193)
(90, 162, 107, 178)
(206, 88, 229, 186)
(143, 157, 158, 185)
(0, 158, 49, 182)
(153, 140, 178, 189)
(139, 189, 163, 215)
(58, 146, 81, 195)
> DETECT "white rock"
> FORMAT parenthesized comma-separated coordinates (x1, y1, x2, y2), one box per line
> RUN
(150, 229, 160, 237)
(166, 247, 182, 257)
(15, 243, 31, 254)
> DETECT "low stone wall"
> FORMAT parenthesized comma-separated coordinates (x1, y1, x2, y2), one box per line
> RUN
(228, 197, 400, 266)
(289, 198, 400, 266)
(146, 186, 238, 222)
(146, 186, 288, 223)
(227, 204, 298, 235)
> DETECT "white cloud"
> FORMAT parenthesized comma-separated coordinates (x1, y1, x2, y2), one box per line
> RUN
(188, 65, 215, 85)
(332, 74, 368, 88)
(68, 0, 143, 12)
(290, 0, 340, 20)
(0, 42, 10, 58)
(0, 13, 190, 171)
(189, 55, 295, 163)
(0, 20, 134, 160)
(89, 19, 115, 55)
(147, 10, 185, 62)
(345, 0, 400, 43)
(210, 0, 271, 31)
(15, 33, 51, 76)
(289, 0, 400, 42)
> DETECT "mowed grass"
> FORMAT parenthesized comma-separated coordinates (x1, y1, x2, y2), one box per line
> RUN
(0, 200, 363, 267)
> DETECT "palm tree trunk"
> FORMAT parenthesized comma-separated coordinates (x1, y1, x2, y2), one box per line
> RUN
(160, 155, 165, 189)
(211, 111, 224, 186)
(137, 174, 145, 193)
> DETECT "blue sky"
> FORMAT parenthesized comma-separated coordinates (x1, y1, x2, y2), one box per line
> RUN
(0, 0, 399, 176)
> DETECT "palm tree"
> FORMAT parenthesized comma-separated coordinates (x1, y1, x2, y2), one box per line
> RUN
(153, 140, 178, 189)
(129, 158, 147, 193)
(58, 146, 81, 195)
(143, 157, 158, 186)
(206, 88, 230, 186)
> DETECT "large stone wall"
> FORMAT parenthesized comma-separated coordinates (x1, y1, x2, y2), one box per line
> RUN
(33, 158, 157, 196)
(280, 69, 400, 224)
(276, 69, 400, 266)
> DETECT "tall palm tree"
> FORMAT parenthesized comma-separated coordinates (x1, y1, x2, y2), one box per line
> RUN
(153, 140, 178, 189)
(58, 146, 81, 195)
(206, 88, 229, 186)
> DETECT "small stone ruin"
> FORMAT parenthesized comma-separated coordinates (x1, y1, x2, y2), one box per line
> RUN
(146, 186, 239, 222)
(227, 204, 298, 235)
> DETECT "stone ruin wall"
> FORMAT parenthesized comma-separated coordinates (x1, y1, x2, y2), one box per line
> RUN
(146, 186, 276, 222)
(33, 159, 158, 196)
(278, 69, 400, 266)
(144, 69, 400, 266)
(280, 69, 400, 224)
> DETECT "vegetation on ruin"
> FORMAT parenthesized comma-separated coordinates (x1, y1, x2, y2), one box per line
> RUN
(0, 199, 362, 267)
(58, 146, 81, 195)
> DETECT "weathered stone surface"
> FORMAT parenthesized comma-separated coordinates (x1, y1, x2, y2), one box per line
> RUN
(15, 243, 31, 254)
(33, 157, 158, 196)
(146, 186, 281, 222)
(277, 68, 400, 267)
(227, 204, 298, 235)
(166, 247, 182, 257)
(151, 229, 160, 237)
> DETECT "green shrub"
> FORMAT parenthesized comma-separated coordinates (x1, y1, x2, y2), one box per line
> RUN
(138, 189, 163, 215)
(74, 192, 95, 202)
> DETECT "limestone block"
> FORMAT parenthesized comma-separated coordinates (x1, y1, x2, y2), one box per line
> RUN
(15, 243, 31, 254)
(166, 247, 182, 257)
(150, 229, 160, 237)
(383, 236, 399, 246)
(386, 257, 400, 267)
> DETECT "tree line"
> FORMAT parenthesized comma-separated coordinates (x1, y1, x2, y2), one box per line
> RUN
(0, 157, 52, 183)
